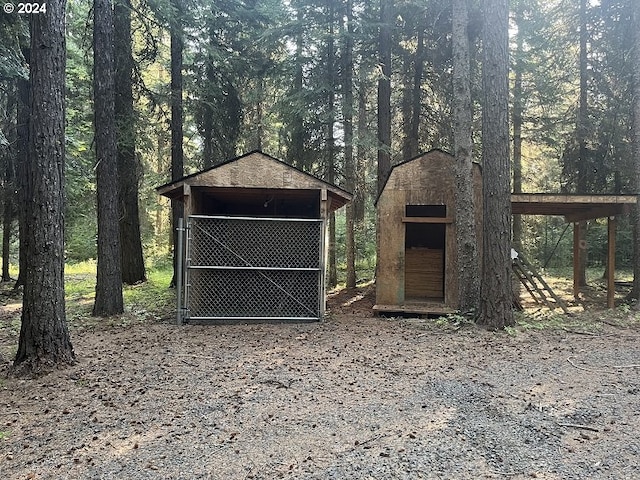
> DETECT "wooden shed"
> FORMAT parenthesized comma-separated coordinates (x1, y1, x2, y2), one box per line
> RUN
(156, 150, 352, 323)
(374, 149, 482, 315)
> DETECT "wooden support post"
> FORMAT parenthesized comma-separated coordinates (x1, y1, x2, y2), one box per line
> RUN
(182, 183, 191, 218)
(573, 222, 580, 300)
(319, 189, 328, 318)
(607, 216, 616, 309)
(176, 217, 185, 324)
(320, 188, 329, 219)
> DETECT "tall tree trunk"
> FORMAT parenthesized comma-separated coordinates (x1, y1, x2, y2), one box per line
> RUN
(478, 0, 514, 329)
(408, 26, 424, 159)
(327, 0, 337, 288)
(453, 0, 480, 312)
(253, 78, 264, 152)
(14, 49, 29, 290)
(631, 0, 640, 306)
(377, 0, 393, 192)
(202, 21, 215, 169)
(287, 6, 306, 169)
(355, 62, 368, 225)
(576, 0, 589, 287)
(170, 0, 185, 288)
(512, 3, 524, 251)
(1, 85, 16, 282)
(93, 0, 124, 316)
(376, 0, 393, 281)
(1, 200, 11, 281)
(401, 50, 412, 161)
(14, 0, 75, 373)
(155, 131, 168, 237)
(344, 0, 356, 289)
(115, 0, 146, 285)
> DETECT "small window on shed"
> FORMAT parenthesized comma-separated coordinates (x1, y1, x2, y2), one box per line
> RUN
(405, 205, 446, 217)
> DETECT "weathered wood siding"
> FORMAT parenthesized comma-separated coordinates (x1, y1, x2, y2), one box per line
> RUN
(158, 151, 351, 221)
(377, 188, 406, 305)
(376, 150, 482, 311)
(405, 248, 444, 298)
(187, 152, 320, 190)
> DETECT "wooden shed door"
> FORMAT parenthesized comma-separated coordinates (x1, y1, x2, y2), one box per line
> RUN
(404, 206, 446, 301)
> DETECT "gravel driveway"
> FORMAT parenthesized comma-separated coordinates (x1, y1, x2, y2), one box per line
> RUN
(1, 290, 639, 479)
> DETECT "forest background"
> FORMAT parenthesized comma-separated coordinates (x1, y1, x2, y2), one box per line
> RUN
(0, 0, 638, 313)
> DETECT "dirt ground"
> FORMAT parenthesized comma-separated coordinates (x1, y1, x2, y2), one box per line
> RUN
(1, 285, 640, 480)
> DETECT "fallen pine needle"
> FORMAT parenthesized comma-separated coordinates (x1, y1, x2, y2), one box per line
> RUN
(567, 356, 640, 373)
(557, 422, 600, 432)
(172, 353, 217, 360)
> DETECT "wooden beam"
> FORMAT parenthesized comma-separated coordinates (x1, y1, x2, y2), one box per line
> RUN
(565, 204, 628, 223)
(373, 303, 456, 315)
(401, 216, 454, 224)
(512, 193, 637, 204)
(320, 188, 328, 219)
(156, 180, 185, 198)
(607, 216, 616, 309)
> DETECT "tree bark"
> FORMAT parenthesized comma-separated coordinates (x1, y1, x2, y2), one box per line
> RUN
(401, 50, 412, 161)
(170, 0, 185, 288)
(202, 20, 215, 169)
(576, 0, 589, 287)
(287, 6, 306, 170)
(512, 3, 524, 251)
(355, 63, 368, 225)
(327, 0, 337, 288)
(1, 85, 16, 282)
(344, 0, 356, 289)
(376, 0, 393, 281)
(13, 0, 75, 373)
(408, 24, 424, 160)
(14, 49, 29, 290)
(377, 0, 393, 192)
(452, 0, 480, 312)
(115, 0, 146, 285)
(93, 0, 124, 316)
(253, 78, 264, 152)
(631, 0, 640, 306)
(478, 0, 514, 329)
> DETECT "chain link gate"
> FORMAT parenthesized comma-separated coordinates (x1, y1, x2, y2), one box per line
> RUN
(179, 215, 324, 322)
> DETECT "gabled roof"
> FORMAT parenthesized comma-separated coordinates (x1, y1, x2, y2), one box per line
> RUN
(156, 150, 352, 209)
(374, 149, 481, 205)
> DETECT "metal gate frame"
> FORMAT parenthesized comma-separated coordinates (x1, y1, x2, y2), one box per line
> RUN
(176, 215, 325, 323)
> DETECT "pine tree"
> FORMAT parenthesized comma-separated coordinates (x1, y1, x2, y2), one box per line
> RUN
(170, 0, 184, 288)
(478, 0, 514, 328)
(631, 0, 640, 305)
(115, 0, 146, 284)
(452, 0, 480, 312)
(377, 0, 393, 192)
(14, 0, 75, 373)
(344, 0, 357, 289)
(93, 0, 124, 316)
(1, 85, 16, 282)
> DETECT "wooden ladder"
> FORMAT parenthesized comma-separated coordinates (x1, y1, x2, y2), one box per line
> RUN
(512, 250, 570, 314)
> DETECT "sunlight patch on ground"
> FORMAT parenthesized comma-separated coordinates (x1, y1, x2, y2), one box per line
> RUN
(1, 302, 21, 314)
(341, 292, 366, 308)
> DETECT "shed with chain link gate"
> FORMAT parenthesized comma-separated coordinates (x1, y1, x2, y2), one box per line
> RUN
(156, 151, 352, 323)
